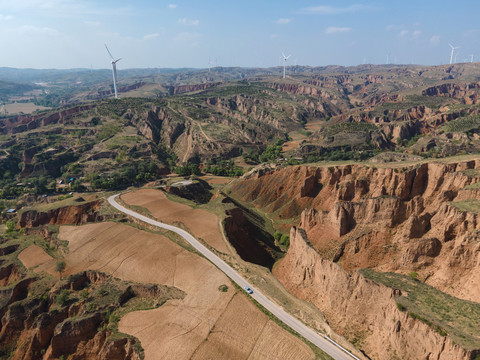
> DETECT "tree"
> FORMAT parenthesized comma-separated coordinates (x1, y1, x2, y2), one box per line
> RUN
(5, 220, 16, 233)
(55, 261, 66, 280)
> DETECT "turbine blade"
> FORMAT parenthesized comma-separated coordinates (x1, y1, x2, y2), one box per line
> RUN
(105, 44, 115, 61)
(281, 52, 286, 58)
(114, 58, 122, 63)
(449, 43, 454, 49)
(287, 55, 291, 59)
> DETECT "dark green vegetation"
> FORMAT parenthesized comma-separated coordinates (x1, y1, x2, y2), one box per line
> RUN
(361, 269, 480, 350)
(442, 115, 480, 134)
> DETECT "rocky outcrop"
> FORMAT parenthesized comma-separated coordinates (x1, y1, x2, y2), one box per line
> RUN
(165, 179, 213, 204)
(231, 160, 480, 301)
(89, 82, 145, 99)
(167, 82, 221, 95)
(273, 227, 478, 360)
(270, 82, 332, 100)
(423, 82, 480, 104)
(0, 267, 185, 360)
(0, 105, 95, 135)
(18, 200, 103, 228)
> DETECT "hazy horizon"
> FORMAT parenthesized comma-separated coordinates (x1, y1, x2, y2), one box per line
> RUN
(1, 0, 479, 69)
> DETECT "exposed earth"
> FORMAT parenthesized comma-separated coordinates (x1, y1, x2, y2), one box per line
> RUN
(4, 63, 480, 359)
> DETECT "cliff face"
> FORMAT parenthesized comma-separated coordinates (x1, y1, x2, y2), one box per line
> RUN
(18, 200, 104, 228)
(273, 227, 477, 360)
(167, 82, 222, 95)
(231, 160, 480, 302)
(0, 105, 95, 135)
(423, 82, 480, 104)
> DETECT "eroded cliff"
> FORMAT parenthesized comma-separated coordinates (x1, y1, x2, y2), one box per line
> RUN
(230, 159, 480, 358)
(273, 227, 480, 359)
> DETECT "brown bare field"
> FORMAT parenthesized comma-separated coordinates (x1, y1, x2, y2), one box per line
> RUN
(192, 293, 314, 360)
(283, 139, 303, 152)
(305, 119, 323, 132)
(121, 188, 229, 254)
(17, 245, 53, 269)
(200, 175, 233, 185)
(55, 222, 315, 360)
(4, 102, 50, 115)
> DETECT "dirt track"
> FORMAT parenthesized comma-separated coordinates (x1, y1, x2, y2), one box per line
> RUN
(56, 222, 314, 360)
(121, 188, 229, 254)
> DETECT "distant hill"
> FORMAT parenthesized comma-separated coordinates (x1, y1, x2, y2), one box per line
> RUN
(1, 63, 480, 196)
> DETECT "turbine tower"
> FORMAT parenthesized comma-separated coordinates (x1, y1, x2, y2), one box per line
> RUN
(105, 44, 121, 99)
(454, 50, 460, 64)
(449, 43, 460, 65)
(471, 54, 475, 63)
(281, 52, 291, 79)
(208, 57, 217, 72)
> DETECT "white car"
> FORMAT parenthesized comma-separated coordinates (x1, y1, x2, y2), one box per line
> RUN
(244, 286, 253, 294)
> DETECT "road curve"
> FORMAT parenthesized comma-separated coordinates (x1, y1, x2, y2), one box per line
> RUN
(108, 194, 359, 360)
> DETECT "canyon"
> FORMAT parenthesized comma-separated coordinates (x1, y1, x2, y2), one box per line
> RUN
(230, 158, 480, 359)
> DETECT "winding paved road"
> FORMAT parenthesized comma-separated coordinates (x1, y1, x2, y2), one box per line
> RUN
(108, 194, 359, 360)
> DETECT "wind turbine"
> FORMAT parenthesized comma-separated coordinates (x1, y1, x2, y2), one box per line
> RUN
(105, 44, 121, 99)
(470, 54, 475, 63)
(449, 43, 460, 65)
(281, 52, 291, 79)
(208, 57, 217, 72)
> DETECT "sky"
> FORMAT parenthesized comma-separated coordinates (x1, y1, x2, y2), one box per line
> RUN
(0, 0, 479, 69)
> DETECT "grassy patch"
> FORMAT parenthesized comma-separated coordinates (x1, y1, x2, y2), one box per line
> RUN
(451, 200, 480, 214)
(361, 269, 480, 350)
(323, 122, 377, 137)
(442, 115, 480, 133)
(461, 169, 480, 179)
(465, 182, 480, 190)
(376, 95, 452, 113)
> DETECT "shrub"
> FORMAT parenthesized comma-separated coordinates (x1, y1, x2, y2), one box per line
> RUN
(55, 289, 70, 306)
(408, 271, 419, 280)
(273, 230, 283, 241)
(218, 284, 228, 292)
(280, 234, 290, 247)
(5, 220, 16, 233)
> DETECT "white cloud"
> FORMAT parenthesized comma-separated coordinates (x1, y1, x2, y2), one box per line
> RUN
(300, 4, 370, 15)
(325, 26, 352, 34)
(143, 33, 160, 40)
(398, 30, 408, 37)
(270, 33, 278, 39)
(0, 14, 13, 21)
(178, 17, 199, 26)
(274, 18, 291, 25)
(17, 25, 59, 37)
(412, 30, 422, 38)
(430, 35, 440, 45)
(168, 4, 177, 9)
